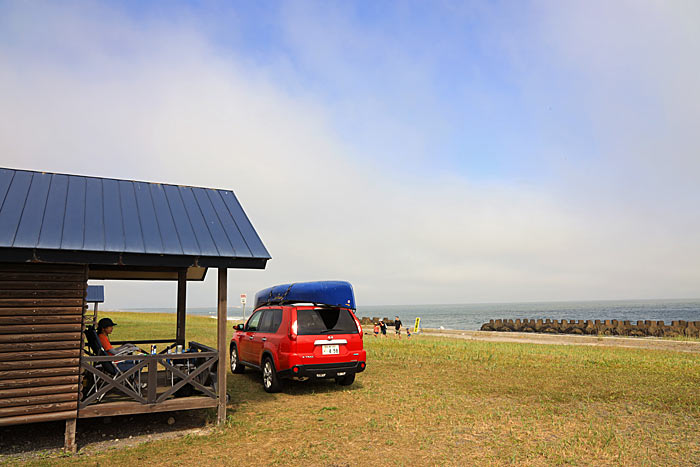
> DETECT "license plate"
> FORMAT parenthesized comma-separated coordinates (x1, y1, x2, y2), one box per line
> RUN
(322, 344, 339, 355)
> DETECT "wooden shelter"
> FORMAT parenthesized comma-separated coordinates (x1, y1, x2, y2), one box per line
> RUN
(0, 168, 270, 451)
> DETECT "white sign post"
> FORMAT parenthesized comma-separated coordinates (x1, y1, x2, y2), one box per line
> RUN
(240, 294, 247, 319)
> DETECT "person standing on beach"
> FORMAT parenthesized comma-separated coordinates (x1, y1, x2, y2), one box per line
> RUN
(373, 322, 380, 337)
(379, 320, 387, 337)
(394, 316, 403, 338)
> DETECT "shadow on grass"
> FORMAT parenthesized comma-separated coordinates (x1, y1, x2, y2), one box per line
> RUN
(0, 409, 209, 459)
(1, 371, 364, 459)
(226, 368, 364, 408)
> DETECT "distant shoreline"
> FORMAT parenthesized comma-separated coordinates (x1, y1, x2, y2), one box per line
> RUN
(100, 311, 700, 353)
(102, 298, 700, 333)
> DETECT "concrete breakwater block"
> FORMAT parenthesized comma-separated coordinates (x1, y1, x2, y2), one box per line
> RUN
(479, 319, 700, 338)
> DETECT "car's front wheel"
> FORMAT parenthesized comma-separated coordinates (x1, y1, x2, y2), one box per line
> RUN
(262, 357, 282, 393)
(336, 373, 356, 386)
(230, 345, 244, 374)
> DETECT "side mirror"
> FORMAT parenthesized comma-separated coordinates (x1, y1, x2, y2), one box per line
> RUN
(234, 323, 245, 331)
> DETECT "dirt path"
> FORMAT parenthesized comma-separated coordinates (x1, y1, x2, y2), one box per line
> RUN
(363, 327, 700, 353)
(416, 329, 700, 353)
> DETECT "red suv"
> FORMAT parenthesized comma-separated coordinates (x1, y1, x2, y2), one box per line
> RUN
(229, 281, 366, 392)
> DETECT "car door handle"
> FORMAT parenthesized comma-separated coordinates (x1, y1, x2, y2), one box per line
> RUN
(262, 337, 267, 342)
(249, 336, 254, 340)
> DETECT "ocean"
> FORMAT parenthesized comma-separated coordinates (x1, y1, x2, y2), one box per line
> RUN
(123, 298, 700, 331)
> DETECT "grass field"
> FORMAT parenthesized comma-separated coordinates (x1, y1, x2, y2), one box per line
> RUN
(18, 312, 700, 466)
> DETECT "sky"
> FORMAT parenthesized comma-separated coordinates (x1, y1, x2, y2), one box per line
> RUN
(1, 1, 699, 309)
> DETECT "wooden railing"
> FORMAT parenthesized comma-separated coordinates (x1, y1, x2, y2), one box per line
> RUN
(79, 341, 218, 409)
(111, 339, 178, 345)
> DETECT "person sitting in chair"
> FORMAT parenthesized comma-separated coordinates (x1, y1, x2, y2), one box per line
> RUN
(97, 317, 139, 371)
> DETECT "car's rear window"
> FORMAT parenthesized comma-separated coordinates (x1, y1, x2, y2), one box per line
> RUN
(296, 308, 358, 335)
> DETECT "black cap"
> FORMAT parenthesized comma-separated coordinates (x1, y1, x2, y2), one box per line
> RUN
(98, 317, 117, 328)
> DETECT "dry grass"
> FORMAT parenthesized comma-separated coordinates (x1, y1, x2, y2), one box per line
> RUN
(17, 312, 700, 466)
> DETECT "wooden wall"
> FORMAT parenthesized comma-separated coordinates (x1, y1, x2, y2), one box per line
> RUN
(0, 263, 87, 427)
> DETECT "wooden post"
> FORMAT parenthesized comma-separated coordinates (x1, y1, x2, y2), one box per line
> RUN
(147, 358, 157, 403)
(217, 268, 227, 424)
(64, 418, 77, 453)
(76, 266, 88, 434)
(92, 302, 98, 326)
(176, 269, 187, 346)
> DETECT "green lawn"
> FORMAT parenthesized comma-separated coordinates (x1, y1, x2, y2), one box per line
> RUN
(23, 312, 700, 465)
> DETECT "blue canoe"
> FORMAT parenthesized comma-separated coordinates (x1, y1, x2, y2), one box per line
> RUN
(254, 281, 356, 310)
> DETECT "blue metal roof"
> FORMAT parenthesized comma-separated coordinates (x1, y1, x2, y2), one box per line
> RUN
(0, 168, 270, 269)
(87, 285, 105, 303)
(254, 281, 356, 310)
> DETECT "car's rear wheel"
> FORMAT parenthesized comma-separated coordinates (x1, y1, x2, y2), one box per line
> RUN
(262, 357, 281, 393)
(336, 373, 356, 386)
(230, 345, 244, 374)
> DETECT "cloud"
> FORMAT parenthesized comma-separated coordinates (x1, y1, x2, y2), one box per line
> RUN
(518, 1, 700, 199)
(0, 1, 698, 308)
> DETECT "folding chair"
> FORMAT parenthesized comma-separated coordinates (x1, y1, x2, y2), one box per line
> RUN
(83, 325, 142, 402)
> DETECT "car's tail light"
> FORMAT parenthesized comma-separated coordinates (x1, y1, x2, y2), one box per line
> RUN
(351, 311, 363, 337)
(289, 320, 297, 340)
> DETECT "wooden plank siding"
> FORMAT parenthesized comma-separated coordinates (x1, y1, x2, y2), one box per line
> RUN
(0, 307, 85, 316)
(0, 263, 87, 427)
(0, 315, 84, 324)
(0, 341, 81, 352)
(0, 332, 82, 343)
(0, 375, 79, 390)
